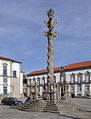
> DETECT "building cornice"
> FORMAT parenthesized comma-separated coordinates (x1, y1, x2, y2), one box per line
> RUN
(0, 56, 22, 63)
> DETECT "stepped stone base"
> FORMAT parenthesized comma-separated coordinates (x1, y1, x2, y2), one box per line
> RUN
(43, 101, 60, 114)
(17, 100, 60, 113)
(11, 99, 60, 113)
(11, 99, 36, 109)
(11, 99, 81, 114)
(19, 100, 47, 112)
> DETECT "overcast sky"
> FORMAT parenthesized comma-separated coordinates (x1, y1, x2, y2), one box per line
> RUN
(0, 0, 91, 74)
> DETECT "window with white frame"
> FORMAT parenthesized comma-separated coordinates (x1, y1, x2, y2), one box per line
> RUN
(42, 77, 45, 85)
(30, 79, 33, 85)
(71, 74, 75, 83)
(86, 74, 90, 82)
(3, 66, 7, 76)
(86, 85, 89, 92)
(33, 78, 36, 85)
(38, 87, 40, 92)
(37, 78, 40, 85)
(45, 78, 47, 84)
(71, 86, 74, 92)
(78, 85, 81, 92)
(3, 87, 7, 94)
(78, 73, 82, 83)
(27, 79, 31, 86)
(3, 78, 7, 83)
(79, 76, 82, 83)
(13, 70, 16, 77)
(42, 86, 44, 92)
(61, 76, 64, 83)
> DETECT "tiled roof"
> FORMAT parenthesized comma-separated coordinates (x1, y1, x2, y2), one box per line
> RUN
(64, 61, 91, 70)
(27, 61, 91, 76)
(0, 56, 22, 63)
(27, 67, 61, 76)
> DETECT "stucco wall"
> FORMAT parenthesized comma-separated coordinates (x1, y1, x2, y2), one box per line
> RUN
(0, 59, 23, 98)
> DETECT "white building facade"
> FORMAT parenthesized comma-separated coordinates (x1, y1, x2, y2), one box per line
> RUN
(27, 61, 91, 99)
(0, 56, 23, 99)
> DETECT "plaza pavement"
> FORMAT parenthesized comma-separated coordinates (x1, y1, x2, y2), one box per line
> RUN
(0, 98, 91, 119)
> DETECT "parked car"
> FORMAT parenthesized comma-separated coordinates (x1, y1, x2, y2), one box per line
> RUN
(25, 97, 30, 103)
(1, 97, 22, 106)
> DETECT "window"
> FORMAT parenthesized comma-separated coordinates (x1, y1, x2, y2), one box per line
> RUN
(71, 74, 75, 83)
(71, 86, 74, 92)
(86, 75, 90, 82)
(42, 86, 44, 92)
(33, 78, 36, 85)
(78, 76, 82, 83)
(37, 80, 40, 85)
(3, 66, 7, 76)
(42, 79, 45, 85)
(3, 87, 7, 94)
(13, 71, 16, 77)
(61, 76, 64, 83)
(27, 79, 31, 86)
(78, 85, 81, 92)
(3, 78, 7, 83)
(86, 85, 89, 92)
(42, 77, 45, 85)
(79, 77, 82, 83)
(37, 78, 40, 85)
(38, 87, 40, 92)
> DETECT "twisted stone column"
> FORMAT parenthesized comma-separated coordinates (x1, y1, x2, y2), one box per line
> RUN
(47, 35, 54, 86)
(44, 9, 57, 101)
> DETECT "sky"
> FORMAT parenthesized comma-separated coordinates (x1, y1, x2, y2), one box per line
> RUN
(0, 0, 91, 74)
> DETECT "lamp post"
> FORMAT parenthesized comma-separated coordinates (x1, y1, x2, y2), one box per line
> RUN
(44, 8, 57, 101)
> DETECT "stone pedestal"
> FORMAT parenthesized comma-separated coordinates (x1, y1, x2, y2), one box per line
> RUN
(43, 83, 56, 103)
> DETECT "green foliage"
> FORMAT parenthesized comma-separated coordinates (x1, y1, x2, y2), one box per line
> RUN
(23, 74, 26, 78)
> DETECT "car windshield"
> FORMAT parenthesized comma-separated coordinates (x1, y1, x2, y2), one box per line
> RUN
(9, 98, 18, 101)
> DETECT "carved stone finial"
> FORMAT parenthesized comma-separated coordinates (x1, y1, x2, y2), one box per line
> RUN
(47, 8, 55, 17)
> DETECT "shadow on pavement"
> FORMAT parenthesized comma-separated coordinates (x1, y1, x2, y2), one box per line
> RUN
(57, 114, 82, 119)
(80, 109, 91, 113)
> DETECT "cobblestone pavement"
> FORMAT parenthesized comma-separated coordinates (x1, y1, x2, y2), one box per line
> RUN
(0, 98, 91, 119)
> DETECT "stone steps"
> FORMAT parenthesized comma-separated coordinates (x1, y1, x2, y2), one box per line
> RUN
(19, 101, 37, 110)
(20, 108, 44, 112)
(10, 102, 29, 109)
(43, 110, 60, 113)
(43, 101, 60, 114)
(19, 100, 47, 112)
(11, 100, 35, 109)
(13, 100, 60, 114)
